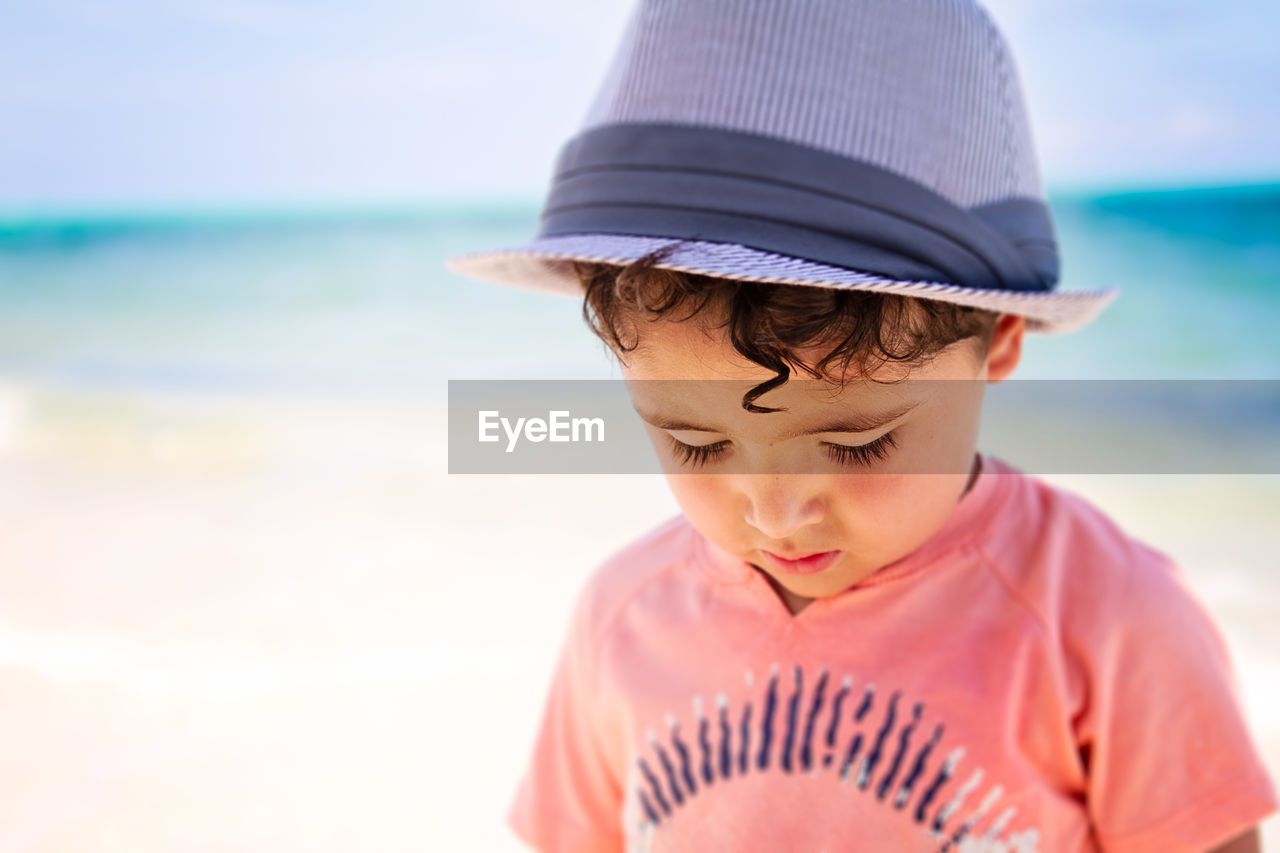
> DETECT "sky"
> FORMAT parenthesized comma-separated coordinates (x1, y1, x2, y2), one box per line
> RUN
(2, 0, 1278, 212)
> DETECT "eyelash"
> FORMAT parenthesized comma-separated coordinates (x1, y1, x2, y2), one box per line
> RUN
(665, 432, 898, 469)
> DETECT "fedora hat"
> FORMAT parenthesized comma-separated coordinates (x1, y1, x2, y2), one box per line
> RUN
(446, 0, 1117, 333)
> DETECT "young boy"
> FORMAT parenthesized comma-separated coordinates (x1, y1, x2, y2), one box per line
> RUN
(447, 1, 1277, 850)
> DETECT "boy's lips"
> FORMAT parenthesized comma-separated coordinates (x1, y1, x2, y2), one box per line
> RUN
(760, 549, 842, 576)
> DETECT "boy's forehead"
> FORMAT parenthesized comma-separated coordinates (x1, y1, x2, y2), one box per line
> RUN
(626, 375, 921, 435)
(623, 321, 903, 421)
(619, 317, 984, 434)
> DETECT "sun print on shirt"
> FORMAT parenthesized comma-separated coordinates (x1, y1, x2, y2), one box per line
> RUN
(627, 662, 1042, 853)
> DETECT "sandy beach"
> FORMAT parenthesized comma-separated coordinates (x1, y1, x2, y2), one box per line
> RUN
(0, 379, 1276, 850)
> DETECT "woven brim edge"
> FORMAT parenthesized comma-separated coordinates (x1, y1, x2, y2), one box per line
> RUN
(446, 236, 1119, 335)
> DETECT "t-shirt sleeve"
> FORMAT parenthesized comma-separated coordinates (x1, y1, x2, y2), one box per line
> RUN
(1072, 549, 1278, 852)
(507, 574, 625, 852)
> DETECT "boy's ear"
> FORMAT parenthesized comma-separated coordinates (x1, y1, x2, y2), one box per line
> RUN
(985, 313, 1025, 382)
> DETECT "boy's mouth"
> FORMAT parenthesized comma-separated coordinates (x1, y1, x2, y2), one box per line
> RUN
(760, 550, 842, 576)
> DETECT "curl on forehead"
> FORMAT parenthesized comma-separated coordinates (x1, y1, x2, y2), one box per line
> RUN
(577, 251, 999, 412)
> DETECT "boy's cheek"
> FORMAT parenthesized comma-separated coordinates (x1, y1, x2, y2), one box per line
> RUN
(830, 473, 970, 535)
(662, 476, 756, 541)
(830, 472, 903, 502)
(663, 475, 734, 518)
(664, 472, 894, 533)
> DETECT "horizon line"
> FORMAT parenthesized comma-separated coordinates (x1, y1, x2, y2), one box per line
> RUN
(2, 175, 1278, 227)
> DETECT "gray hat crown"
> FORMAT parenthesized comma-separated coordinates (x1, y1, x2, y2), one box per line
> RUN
(581, 0, 1044, 209)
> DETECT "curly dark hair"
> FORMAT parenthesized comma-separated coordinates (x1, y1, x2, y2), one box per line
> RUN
(577, 244, 1001, 413)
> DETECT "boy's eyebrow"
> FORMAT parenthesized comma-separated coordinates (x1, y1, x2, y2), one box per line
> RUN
(634, 400, 919, 437)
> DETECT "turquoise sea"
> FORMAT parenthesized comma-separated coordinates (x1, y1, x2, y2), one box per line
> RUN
(1, 184, 1278, 393)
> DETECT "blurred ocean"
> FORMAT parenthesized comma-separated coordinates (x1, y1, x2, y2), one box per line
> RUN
(2, 183, 1279, 393)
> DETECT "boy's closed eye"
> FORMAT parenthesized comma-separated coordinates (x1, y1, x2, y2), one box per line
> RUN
(662, 430, 898, 470)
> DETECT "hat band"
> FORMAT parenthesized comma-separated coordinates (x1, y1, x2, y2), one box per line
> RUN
(537, 123, 1058, 292)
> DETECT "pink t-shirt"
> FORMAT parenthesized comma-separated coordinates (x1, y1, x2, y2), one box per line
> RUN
(509, 454, 1277, 852)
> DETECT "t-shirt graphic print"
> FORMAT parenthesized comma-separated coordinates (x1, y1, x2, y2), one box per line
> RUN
(629, 662, 1036, 852)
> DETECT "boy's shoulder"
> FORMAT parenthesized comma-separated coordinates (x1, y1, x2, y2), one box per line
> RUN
(986, 457, 1175, 569)
(566, 512, 703, 641)
(979, 457, 1204, 641)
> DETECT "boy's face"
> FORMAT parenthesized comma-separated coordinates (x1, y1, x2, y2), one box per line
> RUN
(620, 311, 1023, 614)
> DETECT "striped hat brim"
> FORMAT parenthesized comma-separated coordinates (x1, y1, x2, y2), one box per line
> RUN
(446, 233, 1118, 335)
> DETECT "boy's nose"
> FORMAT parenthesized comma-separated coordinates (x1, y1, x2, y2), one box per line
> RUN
(741, 476, 825, 540)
